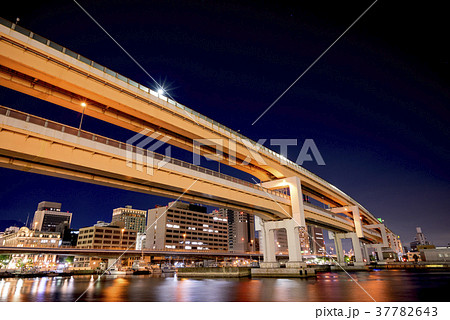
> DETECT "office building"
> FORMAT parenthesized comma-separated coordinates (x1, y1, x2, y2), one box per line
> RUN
(217, 208, 255, 253)
(308, 226, 325, 255)
(112, 205, 147, 233)
(76, 221, 136, 249)
(32, 201, 72, 232)
(75, 220, 138, 270)
(146, 201, 228, 251)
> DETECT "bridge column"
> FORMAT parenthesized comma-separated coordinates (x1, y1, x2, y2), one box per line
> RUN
(260, 177, 306, 267)
(366, 224, 388, 246)
(365, 224, 390, 262)
(333, 233, 345, 264)
(375, 245, 385, 261)
(333, 232, 365, 265)
(259, 218, 305, 268)
(348, 232, 364, 266)
(261, 222, 278, 267)
(261, 176, 306, 225)
(361, 242, 369, 262)
(285, 220, 305, 268)
(330, 205, 363, 238)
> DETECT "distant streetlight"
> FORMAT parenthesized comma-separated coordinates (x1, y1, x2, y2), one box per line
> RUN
(183, 233, 187, 249)
(78, 102, 87, 135)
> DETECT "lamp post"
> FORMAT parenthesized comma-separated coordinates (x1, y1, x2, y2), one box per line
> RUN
(78, 102, 87, 136)
(183, 233, 186, 250)
(250, 239, 254, 264)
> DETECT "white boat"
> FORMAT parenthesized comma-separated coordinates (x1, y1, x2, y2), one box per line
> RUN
(108, 267, 133, 275)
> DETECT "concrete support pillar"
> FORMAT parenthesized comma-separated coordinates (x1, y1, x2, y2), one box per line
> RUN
(330, 206, 363, 238)
(349, 232, 364, 265)
(266, 230, 274, 263)
(333, 233, 345, 264)
(259, 220, 278, 268)
(260, 218, 305, 268)
(334, 232, 366, 265)
(260, 176, 307, 268)
(366, 224, 388, 246)
(285, 220, 304, 268)
(361, 243, 369, 262)
(375, 246, 384, 261)
(261, 176, 306, 226)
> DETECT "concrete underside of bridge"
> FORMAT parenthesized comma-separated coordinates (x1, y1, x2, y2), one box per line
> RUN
(0, 22, 395, 267)
(0, 121, 289, 220)
(0, 26, 383, 226)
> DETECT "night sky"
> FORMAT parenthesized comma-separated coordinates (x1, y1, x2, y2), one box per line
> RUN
(0, 1, 448, 247)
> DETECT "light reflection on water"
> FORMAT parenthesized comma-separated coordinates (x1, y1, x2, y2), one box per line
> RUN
(0, 270, 449, 302)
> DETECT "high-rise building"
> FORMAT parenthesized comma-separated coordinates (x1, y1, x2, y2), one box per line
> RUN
(112, 205, 147, 233)
(146, 201, 228, 251)
(299, 227, 310, 254)
(410, 227, 430, 251)
(217, 209, 255, 253)
(308, 226, 325, 255)
(32, 201, 72, 232)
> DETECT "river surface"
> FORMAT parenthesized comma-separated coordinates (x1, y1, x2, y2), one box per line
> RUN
(1, 270, 449, 302)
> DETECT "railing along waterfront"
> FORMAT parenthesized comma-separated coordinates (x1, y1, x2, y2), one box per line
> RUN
(0, 105, 289, 199)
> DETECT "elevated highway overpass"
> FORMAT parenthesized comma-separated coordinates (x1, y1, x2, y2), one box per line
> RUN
(0, 18, 399, 266)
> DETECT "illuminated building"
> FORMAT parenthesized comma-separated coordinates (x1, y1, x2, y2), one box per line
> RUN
(0, 226, 60, 269)
(308, 226, 325, 255)
(217, 208, 255, 253)
(0, 226, 60, 247)
(74, 221, 137, 269)
(32, 201, 72, 232)
(112, 205, 147, 233)
(146, 201, 228, 251)
(76, 221, 136, 249)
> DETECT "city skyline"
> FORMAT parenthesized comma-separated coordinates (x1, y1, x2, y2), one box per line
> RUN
(0, 1, 448, 248)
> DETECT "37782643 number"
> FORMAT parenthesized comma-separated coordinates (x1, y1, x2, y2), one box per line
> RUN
(376, 307, 438, 317)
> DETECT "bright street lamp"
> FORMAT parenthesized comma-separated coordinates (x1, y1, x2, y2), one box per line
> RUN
(78, 102, 87, 135)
